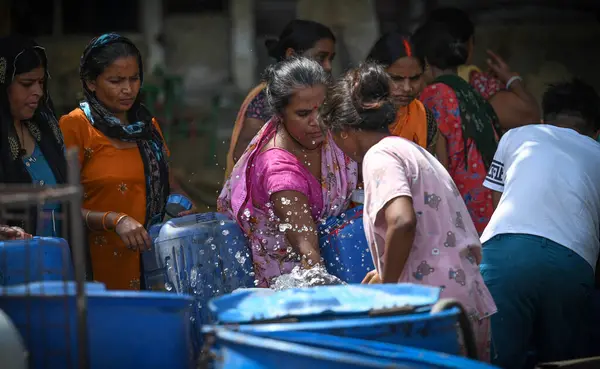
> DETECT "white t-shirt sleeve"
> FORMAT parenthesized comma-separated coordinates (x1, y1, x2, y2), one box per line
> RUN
(483, 133, 509, 192)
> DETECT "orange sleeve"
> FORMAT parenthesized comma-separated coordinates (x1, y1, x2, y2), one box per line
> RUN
(151, 118, 170, 157)
(59, 110, 89, 167)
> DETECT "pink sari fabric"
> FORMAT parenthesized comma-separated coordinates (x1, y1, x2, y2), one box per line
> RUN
(218, 118, 358, 287)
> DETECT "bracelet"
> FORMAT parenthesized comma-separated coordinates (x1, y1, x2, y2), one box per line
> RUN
(101, 212, 112, 231)
(114, 213, 128, 229)
(506, 75, 523, 90)
(84, 210, 92, 230)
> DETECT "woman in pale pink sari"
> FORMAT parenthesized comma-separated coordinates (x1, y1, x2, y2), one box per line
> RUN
(218, 57, 358, 288)
(320, 63, 496, 362)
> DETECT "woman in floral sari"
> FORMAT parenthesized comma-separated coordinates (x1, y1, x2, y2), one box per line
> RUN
(415, 23, 501, 234)
(218, 57, 358, 287)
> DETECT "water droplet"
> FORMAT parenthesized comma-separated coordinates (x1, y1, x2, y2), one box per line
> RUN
(278, 223, 293, 232)
(222, 229, 230, 236)
(164, 282, 173, 291)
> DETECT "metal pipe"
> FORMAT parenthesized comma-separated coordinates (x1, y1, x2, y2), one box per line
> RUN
(65, 148, 89, 369)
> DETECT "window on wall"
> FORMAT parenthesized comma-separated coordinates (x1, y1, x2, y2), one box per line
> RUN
(164, 0, 228, 14)
(62, 0, 140, 34)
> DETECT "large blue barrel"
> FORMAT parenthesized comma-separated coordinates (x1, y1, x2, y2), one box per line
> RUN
(0, 281, 194, 369)
(205, 328, 498, 369)
(319, 205, 375, 284)
(209, 284, 462, 356)
(142, 212, 255, 343)
(0, 237, 73, 286)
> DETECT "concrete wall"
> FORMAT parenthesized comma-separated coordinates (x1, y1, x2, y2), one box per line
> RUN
(162, 14, 231, 106)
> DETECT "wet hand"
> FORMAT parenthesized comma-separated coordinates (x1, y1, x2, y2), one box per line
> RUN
(115, 216, 152, 252)
(362, 270, 382, 284)
(177, 205, 199, 217)
(0, 225, 32, 240)
(486, 50, 517, 85)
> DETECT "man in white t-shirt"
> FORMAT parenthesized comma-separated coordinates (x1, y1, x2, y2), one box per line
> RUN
(480, 79, 600, 368)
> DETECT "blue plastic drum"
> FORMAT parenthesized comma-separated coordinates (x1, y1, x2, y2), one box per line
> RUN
(0, 237, 73, 286)
(204, 328, 499, 369)
(318, 205, 375, 284)
(209, 284, 464, 356)
(0, 281, 194, 369)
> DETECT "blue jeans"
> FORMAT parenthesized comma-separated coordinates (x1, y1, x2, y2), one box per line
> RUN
(481, 233, 594, 369)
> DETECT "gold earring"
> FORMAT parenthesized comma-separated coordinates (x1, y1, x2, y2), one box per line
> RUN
(340, 131, 349, 139)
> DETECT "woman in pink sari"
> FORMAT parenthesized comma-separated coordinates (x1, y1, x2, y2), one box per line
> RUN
(218, 57, 358, 287)
(320, 63, 496, 362)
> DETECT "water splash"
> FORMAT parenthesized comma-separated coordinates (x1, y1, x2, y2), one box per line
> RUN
(270, 265, 346, 291)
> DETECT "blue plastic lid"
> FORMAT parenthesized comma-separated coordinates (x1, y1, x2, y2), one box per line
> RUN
(0, 281, 193, 301)
(209, 284, 441, 324)
(165, 194, 193, 218)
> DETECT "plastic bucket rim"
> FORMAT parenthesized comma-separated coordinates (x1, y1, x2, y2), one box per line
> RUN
(216, 306, 460, 333)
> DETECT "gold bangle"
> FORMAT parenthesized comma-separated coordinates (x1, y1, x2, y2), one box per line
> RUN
(84, 210, 92, 230)
(101, 212, 112, 231)
(114, 214, 128, 230)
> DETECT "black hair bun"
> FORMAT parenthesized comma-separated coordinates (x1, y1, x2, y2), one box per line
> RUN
(265, 38, 282, 60)
(359, 101, 397, 130)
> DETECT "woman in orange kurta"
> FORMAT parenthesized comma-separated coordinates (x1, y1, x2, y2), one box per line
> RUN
(60, 33, 176, 290)
(367, 32, 438, 152)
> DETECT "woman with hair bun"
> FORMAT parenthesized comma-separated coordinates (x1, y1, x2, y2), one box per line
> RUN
(225, 19, 336, 178)
(415, 22, 501, 235)
(321, 62, 496, 362)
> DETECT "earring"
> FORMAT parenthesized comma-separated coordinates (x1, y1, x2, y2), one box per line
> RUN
(340, 131, 349, 139)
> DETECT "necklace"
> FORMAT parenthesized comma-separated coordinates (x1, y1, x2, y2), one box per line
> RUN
(18, 122, 27, 157)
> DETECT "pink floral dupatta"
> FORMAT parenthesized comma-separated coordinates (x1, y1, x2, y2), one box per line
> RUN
(218, 118, 358, 287)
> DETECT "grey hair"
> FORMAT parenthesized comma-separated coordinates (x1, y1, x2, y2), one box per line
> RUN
(263, 56, 331, 116)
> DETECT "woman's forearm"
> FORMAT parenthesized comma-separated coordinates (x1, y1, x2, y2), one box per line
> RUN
(507, 80, 540, 120)
(382, 223, 415, 283)
(81, 209, 127, 232)
(287, 226, 321, 267)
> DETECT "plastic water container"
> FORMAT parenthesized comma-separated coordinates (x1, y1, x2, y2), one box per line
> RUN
(209, 284, 464, 356)
(318, 205, 375, 283)
(0, 281, 194, 369)
(143, 212, 255, 341)
(0, 237, 73, 286)
(204, 328, 499, 369)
